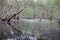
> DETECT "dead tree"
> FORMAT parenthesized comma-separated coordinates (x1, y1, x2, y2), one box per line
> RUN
(0, 8, 24, 39)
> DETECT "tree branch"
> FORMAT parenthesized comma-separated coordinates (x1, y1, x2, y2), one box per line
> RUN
(7, 9, 24, 22)
(1, 8, 24, 35)
(2, 8, 24, 22)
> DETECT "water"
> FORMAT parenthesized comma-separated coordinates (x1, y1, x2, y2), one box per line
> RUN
(2, 35, 37, 40)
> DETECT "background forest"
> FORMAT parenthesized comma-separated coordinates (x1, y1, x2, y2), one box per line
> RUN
(0, 0, 60, 40)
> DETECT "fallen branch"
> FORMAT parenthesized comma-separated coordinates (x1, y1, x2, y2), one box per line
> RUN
(7, 9, 24, 22)
(2, 8, 24, 22)
(1, 7, 25, 36)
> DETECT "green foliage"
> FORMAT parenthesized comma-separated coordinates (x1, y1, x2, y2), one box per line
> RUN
(0, 0, 5, 6)
(22, 8, 34, 16)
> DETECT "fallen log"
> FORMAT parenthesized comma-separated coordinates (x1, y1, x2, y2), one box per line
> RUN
(0, 8, 24, 39)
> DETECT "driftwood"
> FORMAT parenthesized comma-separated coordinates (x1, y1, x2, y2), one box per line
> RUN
(0, 8, 24, 39)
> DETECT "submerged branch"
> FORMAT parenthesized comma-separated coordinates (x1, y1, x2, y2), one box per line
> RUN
(7, 22, 22, 34)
